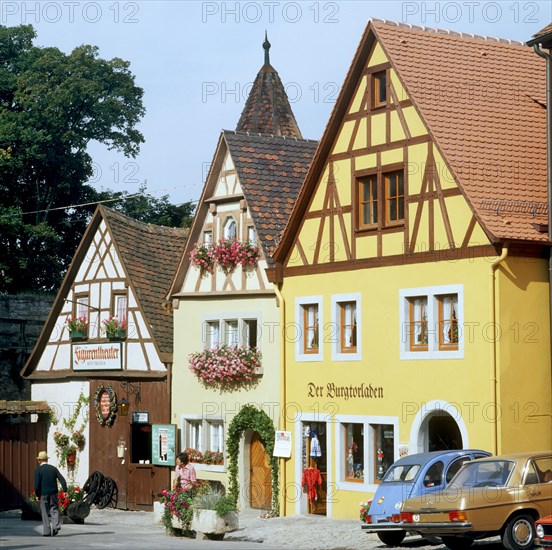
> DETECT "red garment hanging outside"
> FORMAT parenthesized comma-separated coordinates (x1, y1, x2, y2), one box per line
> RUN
(301, 467, 322, 502)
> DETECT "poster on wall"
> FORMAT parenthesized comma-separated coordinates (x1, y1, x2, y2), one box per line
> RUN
(152, 424, 176, 466)
(273, 430, 292, 458)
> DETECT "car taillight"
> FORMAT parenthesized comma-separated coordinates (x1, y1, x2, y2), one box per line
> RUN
(400, 512, 414, 522)
(392, 514, 401, 523)
(449, 511, 468, 522)
(364, 515, 372, 524)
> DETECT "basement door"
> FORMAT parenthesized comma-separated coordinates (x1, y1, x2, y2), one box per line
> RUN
(249, 432, 272, 509)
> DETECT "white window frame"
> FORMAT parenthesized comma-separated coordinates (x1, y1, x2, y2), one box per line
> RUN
(331, 293, 362, 361)
(223, 217, 237, 239)
(180, 414, 226, 472)
(295, 296, 323, 362)
(207, 420, 224, 453)
(399, 284, 464, 360)
(202, 312, 261, 350)
(335, 414, 398, 493)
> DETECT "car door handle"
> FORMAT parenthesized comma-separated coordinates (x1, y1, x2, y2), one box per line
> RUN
(528, 488, 541, 495)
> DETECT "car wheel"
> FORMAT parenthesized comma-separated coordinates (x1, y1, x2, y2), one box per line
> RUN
(502, 514, 536, 550)
(376, 531, 406, 547)
(441, 536, 474, 549)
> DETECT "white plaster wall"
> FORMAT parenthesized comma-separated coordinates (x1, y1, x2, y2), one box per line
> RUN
(32, 380, 91, 487)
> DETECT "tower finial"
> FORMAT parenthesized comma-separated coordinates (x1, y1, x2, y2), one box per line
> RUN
(263, 31, 271, 66)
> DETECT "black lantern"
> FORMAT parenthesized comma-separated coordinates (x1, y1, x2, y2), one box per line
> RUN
(117, 397, 130, 416)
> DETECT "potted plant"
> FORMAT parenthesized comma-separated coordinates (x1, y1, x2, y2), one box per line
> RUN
(65, 315, 88, 340)
(60, 444, 78, 469)
(71, 430, 86, 450)
(102, 316, 126, 339)
(191, 487, 238, 540)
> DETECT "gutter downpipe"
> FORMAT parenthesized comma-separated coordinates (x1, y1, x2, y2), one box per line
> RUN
(489, 244, 508, 456)
(532, 43, 552, 372)
(274, 281, 286, 517)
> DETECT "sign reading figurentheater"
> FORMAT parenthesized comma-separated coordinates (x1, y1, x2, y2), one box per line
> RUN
(72, 343, 123, 370)
(308, 381, 384, 400)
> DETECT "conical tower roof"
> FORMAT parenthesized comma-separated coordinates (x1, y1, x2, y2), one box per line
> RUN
(236, 33, 302, 138)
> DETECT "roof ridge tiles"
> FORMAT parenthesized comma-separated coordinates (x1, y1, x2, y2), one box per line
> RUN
(370, 17, 525, 46)
(224, 129, 318, 143)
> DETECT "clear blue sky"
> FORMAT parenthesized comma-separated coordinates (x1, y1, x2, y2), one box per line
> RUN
(6, 0, 551, 208)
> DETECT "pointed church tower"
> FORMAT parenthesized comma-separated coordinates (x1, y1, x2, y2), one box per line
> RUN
(236, 33, 303, 138)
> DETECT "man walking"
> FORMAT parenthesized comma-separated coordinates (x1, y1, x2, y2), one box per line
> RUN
(34, 450, 67, 536)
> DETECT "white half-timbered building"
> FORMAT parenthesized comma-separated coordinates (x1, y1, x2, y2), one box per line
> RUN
(22, 205, 187, 510)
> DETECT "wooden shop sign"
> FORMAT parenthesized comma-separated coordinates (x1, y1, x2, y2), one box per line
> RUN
(307, 381, 384, 400)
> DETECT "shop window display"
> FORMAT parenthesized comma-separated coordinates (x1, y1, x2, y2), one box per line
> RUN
(373, 424, 394, 483)
(344, 423, 364, 482)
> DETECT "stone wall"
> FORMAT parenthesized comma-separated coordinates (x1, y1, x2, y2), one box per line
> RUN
(0, 295, 54, 401)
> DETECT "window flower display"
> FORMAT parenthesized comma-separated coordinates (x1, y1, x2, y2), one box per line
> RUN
(65, 315, 88, 338)
(189, 238, 260, 275)
(189, 243, 215, 274)
(102, 316, 126, 338)
(188, 345, 262, 390)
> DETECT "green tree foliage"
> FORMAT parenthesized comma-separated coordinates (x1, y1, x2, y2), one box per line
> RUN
(0, 24, 147, 293)
(106, 183, 195, 229)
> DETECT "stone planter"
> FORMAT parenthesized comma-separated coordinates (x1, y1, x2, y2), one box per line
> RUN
(191, 510, 238, 540)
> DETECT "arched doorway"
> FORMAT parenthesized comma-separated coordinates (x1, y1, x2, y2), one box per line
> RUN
(428, 414, 462, 451)
(227, 405, 278, 514)
(409, 400, 468, 453)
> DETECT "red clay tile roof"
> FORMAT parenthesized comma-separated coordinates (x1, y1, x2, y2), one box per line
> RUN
(224, 131, 318, 260)
(101, 206, 188, 354)
(371, 21, 548, 243)
(533, 22, 552, 38)
(236, 63, 303, 138)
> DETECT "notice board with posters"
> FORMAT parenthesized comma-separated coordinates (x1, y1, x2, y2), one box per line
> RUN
(152, 424, 176, 466)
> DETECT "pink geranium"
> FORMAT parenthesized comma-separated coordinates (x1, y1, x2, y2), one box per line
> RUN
(189, 344, 262, 389)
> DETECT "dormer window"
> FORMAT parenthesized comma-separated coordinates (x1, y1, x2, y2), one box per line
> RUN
(372, 71, 387, 108)
(223, 218, 237, 240)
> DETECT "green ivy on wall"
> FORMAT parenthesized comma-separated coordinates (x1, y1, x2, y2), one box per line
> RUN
(226, 405, 279, 516)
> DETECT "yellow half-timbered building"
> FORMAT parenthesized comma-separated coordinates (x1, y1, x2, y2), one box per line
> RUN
(270, 19, 552, 519)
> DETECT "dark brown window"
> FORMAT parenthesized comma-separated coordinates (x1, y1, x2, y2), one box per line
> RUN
(372, 71, 387, 108)
(357, 170, 405, 230)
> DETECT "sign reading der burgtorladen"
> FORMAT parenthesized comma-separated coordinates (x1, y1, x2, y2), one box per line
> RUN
(72, 342, 123, 370)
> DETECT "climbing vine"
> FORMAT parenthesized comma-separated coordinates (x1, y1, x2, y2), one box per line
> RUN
(52, 390, 89, 471)
(227, 405, 279, 516)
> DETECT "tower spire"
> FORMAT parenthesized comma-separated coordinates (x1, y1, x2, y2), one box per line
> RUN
(263, 31, 271, 66)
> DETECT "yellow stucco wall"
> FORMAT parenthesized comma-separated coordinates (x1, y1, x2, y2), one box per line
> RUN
(496, 257, 552, 452)
(280, 255, 551, 519)
(172, 295, 281, 498)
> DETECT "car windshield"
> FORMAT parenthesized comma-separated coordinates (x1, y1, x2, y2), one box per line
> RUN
(449, 460, 514, 488)
(383, 464, 421, 482)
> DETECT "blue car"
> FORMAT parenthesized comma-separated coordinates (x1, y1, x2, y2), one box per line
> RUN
(361, 449, 491, 547)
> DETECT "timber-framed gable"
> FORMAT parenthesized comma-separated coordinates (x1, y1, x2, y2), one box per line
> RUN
(272, 19, 548, 278)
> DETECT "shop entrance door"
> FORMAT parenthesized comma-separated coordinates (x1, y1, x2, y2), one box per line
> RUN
(303, 422, 327, 516)
(250, 432, 272, 509)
